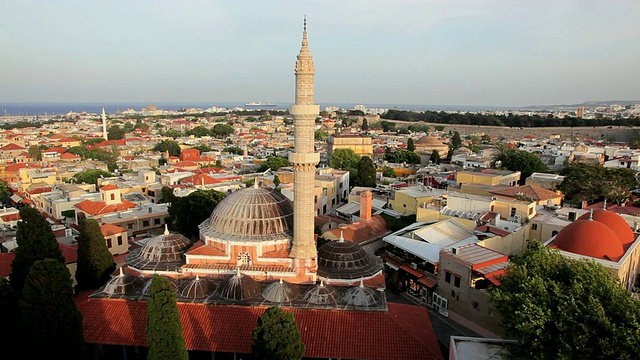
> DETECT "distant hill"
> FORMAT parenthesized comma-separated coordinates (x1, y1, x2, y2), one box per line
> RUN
(526, 100, 640, 110)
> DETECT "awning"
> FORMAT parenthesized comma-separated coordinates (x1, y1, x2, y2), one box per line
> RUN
(399, 264, 424, 278)
(380, 255, 402, 271)
(485, 269, 506, 286)
(10, 194, 22, 203)
(417, 277, 437, 288)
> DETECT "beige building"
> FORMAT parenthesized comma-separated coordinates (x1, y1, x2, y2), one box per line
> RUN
(456, 169, 520, 187)
(327, 133, 373, 160)
(388, 186, 448, 215)
(101, 223, 129, 255)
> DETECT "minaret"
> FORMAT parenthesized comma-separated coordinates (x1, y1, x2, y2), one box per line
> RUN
(289, 16, 320, 260)
(101, 107, 108, 140)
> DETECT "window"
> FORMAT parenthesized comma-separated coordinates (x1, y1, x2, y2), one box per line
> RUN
(529, 207, 534, 215)
(454, 274, 461, 288)
(472, 301, 479, 310)
(403, 204, 407, 208)
(531, 223, 538, 230)
(552, 230, 559, 237)
(128, 223, 133, 229)
(117, 236, 123, 246)
(510, 208, 517, 217)
(451, 290, 456, 298)
(237, 252, 251, 266)
(106, 238, 112, 248)
(110, 193, 115, 201)
(143, 220, 149, 227)
(444, 271, 451, 283)
(154, 218, 161, 225)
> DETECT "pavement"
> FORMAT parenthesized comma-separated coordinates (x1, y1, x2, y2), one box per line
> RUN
(385, 289, 481, 358)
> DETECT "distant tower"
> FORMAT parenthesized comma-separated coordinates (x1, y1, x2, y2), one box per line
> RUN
(289, 16, 320, 261)
(101, 107, 108, 140)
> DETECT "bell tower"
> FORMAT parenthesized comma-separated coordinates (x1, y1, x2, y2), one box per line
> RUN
(289, 16, 320, 261)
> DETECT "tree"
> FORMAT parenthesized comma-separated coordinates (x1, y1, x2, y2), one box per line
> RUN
(381, 166, 396, 178)
(146, 275, 188, 360)
(491, 242, 640, 359)
(107, 125, 126, 140)
(20, 259, 87, 359)
(498, 149, 546, 184)
(186, 125, 212, 137)
(0, 180, 9, 202)
(381, 121, 396, 132)
(361, 118, 369, 130)
(10, 207, 65, 297)
(27, 145, 43, 161)
(75, 219, 115, 291)
(212, 123, 234, 137)
(72, 169, 114, 185)
(273, 174, 281, 188)
(259, 156, 291, 172)
(314, 130, 329, 141)
(168, 189, 226, 238)
(330, 148, 360, 170)
(356, 156, 376, 187)
(629, 131, 640, 149)
(251, 306, 305, 360)
(153, 139, 181, 157)
(430, 150, 440, 164)
(407, 138, 416, 151)
(0, 277, 19, 349)
(384, 149, 421, 164)
(159, 186, 176, 204)
(558, 162, 638, 205)
(451, 131, 462, 148)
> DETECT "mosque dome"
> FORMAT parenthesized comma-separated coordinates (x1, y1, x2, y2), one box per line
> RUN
(577, 209, 635, 246)
(303, 281, 338, 305)
(553, 219, 625, 261)
(179, 275, 212, 300)
(217, 270, 261, 301)
(102, 268, 145, 295)
(142, 276, 177, 297)
(317, 239, 383, 279)
(415, 135, 444, 146)
(262, 278, 300, 303)
(126, 226, 191, 272)
(342, 281, 381, 307)
(203, 187, 294, 242)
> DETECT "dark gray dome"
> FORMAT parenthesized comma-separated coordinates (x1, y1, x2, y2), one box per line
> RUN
(201, 187, 293, 242)
(262, 279, 300, 303)
(218, 270, 261, 301)
(317, 239, 383, 279)
(102, 268, 145, 295)
(179, 275, 212, 300)
(343, 281, 381, 307)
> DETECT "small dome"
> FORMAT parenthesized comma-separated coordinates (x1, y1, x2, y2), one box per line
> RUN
(262, 279, 300, 303)
(218, 270, 261, 301)
(553, 219, 624, 260)
(126, 227, 191, 272)
(415, 135, 444, 146)
(342, 282, 381, 307)
(180, 275, 211, 300)
(317, 240, 383, 279)
(142, 276, 177, 296)
(303, 281, 338, 305)
(577, 209, 635, 246)
(202, 187, 293, 242)
(103, 268, 145, 295)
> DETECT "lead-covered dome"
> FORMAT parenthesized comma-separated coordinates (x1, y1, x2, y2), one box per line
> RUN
(317, 239, 383, 279)
(553, 219, 624, 261)
(126, 226, 191, 272)
(201, 187, 293, 242)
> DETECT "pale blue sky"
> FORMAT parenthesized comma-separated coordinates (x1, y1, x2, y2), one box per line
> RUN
(1, 0, 638, 107)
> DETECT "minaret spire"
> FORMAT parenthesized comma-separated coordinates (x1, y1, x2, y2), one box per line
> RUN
(289, 16, 320, 263)
(101, 107, 108, 140)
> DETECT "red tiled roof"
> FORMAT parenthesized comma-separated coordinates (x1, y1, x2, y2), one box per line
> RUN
(489, 184, 561, 202)
(100, 184, 119, 191)
(59, 152, 81, 160)
(0, 143, 26, 151)
(75, 199, 137, 216)
(0, 252, 15, 277)
(59, 243, 78, 264)
(101, 223, 127, 236)
(185, 244, 227, 256)
(326, 215, 389, 245)
(76, 297, 442, 359)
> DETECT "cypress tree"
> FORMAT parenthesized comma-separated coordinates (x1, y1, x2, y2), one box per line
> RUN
(356, 156, 377, 188)
(75, 219, 115, 290)
(361, 118, 369, 131)
(407, 137, 415, 151)
(146, 274, 188, 360)
(451, 131, 462, 148)
(20, 259, 86, 359)
(10, 207, 64, 297)
(430, 150, 441, 164)
(0, 277, 19, 349)
(251, 306, 305, 360)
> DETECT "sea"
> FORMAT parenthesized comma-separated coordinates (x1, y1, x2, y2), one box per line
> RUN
(0, 102, 520, 117)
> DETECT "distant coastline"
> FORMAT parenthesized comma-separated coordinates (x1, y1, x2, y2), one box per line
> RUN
(0, 102, 521, 116)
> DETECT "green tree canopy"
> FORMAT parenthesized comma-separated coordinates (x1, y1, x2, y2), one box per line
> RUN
(224, 146, 243, 155)
(192, 144, 212, 154)
(491, 242, 640, 359)
(75, 219, 115, 291)
(430, 149, 440, 164)
(251, 306, 306, 360)
(107, 125, 126, 140)
(407, 138, 416, 151)
(146, 275, 188, 360)
(0, 180, 10, 200)
(314, 130, 329, 141)
(558, 162, 638, 205)
(451, 131, 462, 148)
(356, 156, 376, 187)
(168, 189, 226, 238)
(212, 123, 234, 137)
(186, 125, 212, 137)
(159, 186, 176, 204)
(153, 140, 181, 157)
(71, 169, 114, 185)
(259, 156, 291, 172)
(10, 207, 65, 297)
(361, 118, 369, 130)
(20, 259, 87, 359)
(497, 149, 546, 184)
(381, 165, 397, 178)
(384, 149, 421, 164)
(330, 148, 361, 170)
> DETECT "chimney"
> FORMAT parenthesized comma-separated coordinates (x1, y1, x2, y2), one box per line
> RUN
(359, 190, 372, 222)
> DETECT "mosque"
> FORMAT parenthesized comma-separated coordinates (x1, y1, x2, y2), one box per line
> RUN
(77, 19, 442, 360)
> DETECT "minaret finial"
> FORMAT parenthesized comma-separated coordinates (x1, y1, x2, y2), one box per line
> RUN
(304, 14, 307, 32)
(119, 267, 124, 277)
(339, 230, 344, 243)
(603, 199, 607, 210)
(589, 208, 594, 220)
(164, 223, 169, 235)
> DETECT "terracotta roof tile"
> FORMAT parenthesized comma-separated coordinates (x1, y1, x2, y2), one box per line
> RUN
(0, 252, 15, 277)
(75, 199, 136, 216)
(101, 223, 127, 236)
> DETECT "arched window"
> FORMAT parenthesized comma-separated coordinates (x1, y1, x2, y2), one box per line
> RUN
(551, 230, 559, 237)
(237, 252, 251, 266)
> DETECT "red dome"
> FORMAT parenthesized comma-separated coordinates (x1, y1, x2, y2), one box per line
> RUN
(577, 210, 636, 246)
(553, 220, 624, 261)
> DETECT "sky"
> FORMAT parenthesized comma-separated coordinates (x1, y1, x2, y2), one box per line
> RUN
(1, 0, 639, 107)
